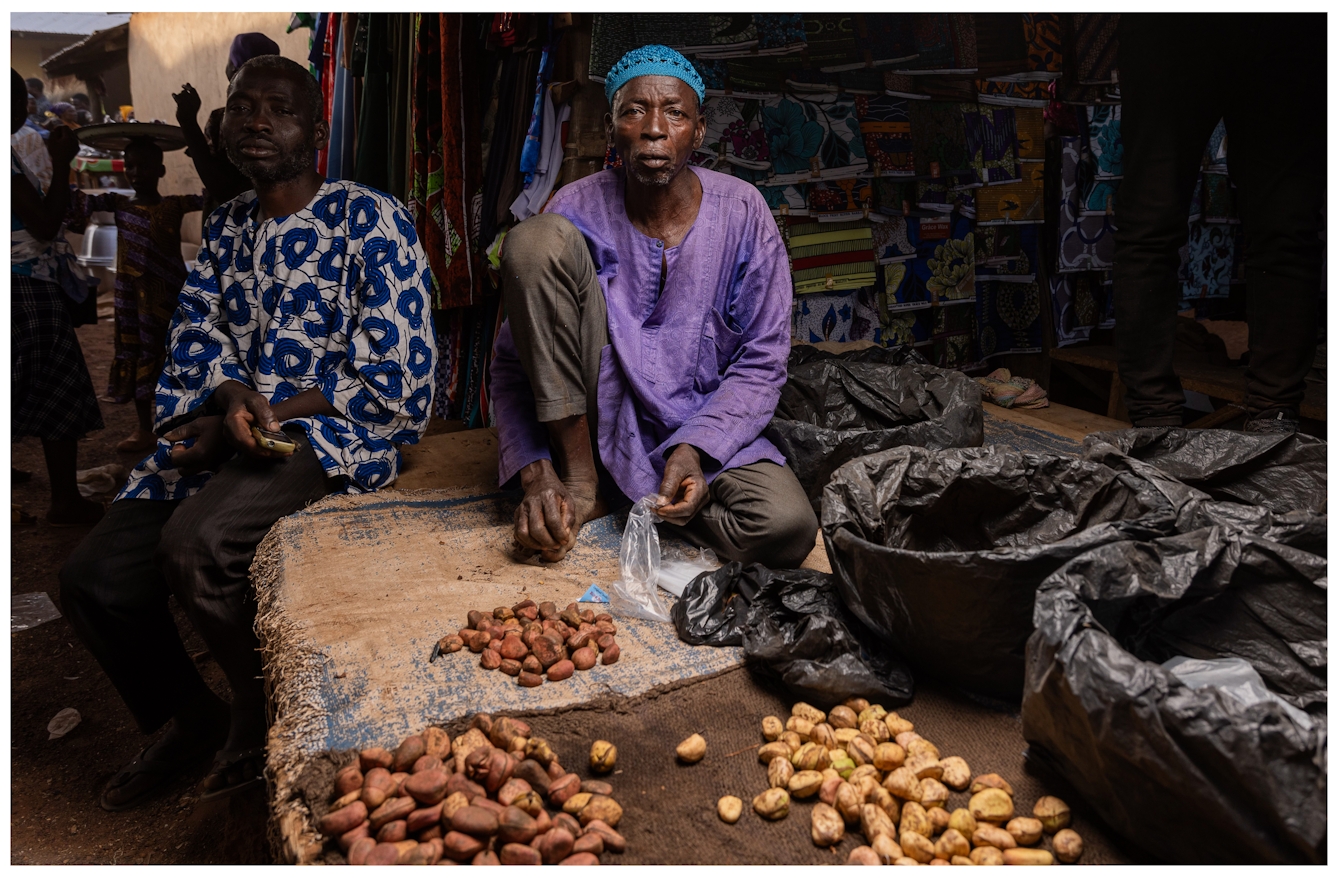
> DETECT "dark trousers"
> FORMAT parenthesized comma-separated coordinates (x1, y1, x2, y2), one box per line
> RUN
(1113, 14, 1325, 423)
(501, 212, 819, 569)
(59, 430, 332, 734)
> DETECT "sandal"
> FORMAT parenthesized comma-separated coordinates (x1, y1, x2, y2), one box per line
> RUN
(198, 746, 267, 802)
(100, 741, 211, 812)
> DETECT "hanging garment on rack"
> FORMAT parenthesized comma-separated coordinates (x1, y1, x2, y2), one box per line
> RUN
(977, 279, 1043, 358)
(519, 31, 558, 187)
(856, 95, 915, 177)
(510, 83, 572, 222)
(432, 307, 467, 419)
(1055, 135, 1116, 272)
(761, 95, 869, 185)
(1203, 118, 1229, 173)
(316, 12, 338, 176)
(410, 12, 484, 309)
(326, 21, 357, 180)
(353, 13, 391, 192)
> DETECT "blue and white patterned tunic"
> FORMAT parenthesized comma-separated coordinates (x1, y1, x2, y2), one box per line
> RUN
(117, 179, 436, 501)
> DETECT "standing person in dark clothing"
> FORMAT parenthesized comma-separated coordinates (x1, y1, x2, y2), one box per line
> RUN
(1113, 14, 1325, 433)
(10, 69, 105, 525)
(172, 33, 281, 225)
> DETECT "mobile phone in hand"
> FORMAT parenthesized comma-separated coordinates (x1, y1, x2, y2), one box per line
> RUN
(251, 426, 296, 454)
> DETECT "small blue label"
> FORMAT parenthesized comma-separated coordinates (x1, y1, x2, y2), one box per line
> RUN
(579, 584, 610, 603)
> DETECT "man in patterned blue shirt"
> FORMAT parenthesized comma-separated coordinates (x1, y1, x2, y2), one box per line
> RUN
(59, 56, 437, 811)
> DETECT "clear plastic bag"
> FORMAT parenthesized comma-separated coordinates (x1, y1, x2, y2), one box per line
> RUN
(608, 495, 672, 622)
(657, 546, 719, 598)
(1163, 655, 1314, 730)
(12, 592, 62, 633)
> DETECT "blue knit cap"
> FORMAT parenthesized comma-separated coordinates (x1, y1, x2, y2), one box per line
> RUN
(604, 44, 705, 107)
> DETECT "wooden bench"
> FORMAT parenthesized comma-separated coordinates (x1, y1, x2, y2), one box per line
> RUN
(1049, 344, 1326, 428)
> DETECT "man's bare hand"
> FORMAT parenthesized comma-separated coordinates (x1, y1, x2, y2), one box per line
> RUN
(217, 382, 292, 459)
(656, 444, 709, 525)
(515, 459, 580, 562)
(165, 415, 231, 475)
(173, 83, 203, 126)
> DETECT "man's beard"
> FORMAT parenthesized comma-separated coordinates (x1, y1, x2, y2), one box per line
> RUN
(626, 153, 676, 188)
(227, 135, 316, 186)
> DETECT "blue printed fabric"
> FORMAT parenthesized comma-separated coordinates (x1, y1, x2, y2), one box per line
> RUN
(1056, 136, 1115, 272)
(761, 95, 868, 185)
(1178, 221, 1239, 305)
(1048, 271, 1106, 348)
(1086, 104, 1122, 178)
(1203, 118, 1228, 173)
(882, 259, 930, 312)
(119, 180, 437, 502)
(882, 300, 933, 348)
(975, 224, 1038, 282)
(789, 285, 883, 345)
(894, 214, 976, 306)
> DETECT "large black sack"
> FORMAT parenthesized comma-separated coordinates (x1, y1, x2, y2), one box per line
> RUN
(671, 562, 914, 705)
(1083, 427, 1327, 514)
(821, 446, 1182, 699)
(1022, 526, 1327, 864)
(766, 354, 983, 512)
(786, 342, 929, 368)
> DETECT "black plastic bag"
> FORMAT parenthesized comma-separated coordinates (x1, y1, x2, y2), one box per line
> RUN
(766, 356, 983, 511)
(787, 342, 929, 368)
(1084, 427, 1327, 514)
(1022, 526, 1327, 864)
(672, 562, 914, 705)
(821, 446, 1183, 699)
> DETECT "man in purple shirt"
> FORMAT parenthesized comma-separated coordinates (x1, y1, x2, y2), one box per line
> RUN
(491, 45, 817, 566)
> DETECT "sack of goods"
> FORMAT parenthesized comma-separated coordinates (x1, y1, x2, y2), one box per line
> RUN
(1022, 522, 1326, 864)
(766, 344, 984, 512)
(821, 445, 1186, 699)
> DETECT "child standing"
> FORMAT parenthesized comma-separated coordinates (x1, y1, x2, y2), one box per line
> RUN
(70, 137, 203, 451)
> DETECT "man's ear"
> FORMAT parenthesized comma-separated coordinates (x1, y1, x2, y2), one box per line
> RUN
(156, 164, 166, 179)
(313, 118, 331, 152)
(692, 111, 705, 151)
(604, 112, 613, 147)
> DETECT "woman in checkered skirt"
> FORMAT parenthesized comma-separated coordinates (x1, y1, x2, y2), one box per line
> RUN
(11, 68, 105, 526)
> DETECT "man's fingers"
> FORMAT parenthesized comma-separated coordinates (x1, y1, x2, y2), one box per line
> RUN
(162, 420, 203, 442)
(541, 491, 570, 544)
(514, 505, 540, 550)
(244, 396, 280, 432)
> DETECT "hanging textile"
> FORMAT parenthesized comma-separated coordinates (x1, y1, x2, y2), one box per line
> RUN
(1059, 13, 1120, 103)
(894, 14, 977, 74)
(961, 104, 1022, 186)
(519, 28, 558, 187)
(872, 215, 916, 264)
(786, 218, 878, 295)
(510, 84, 573, 222)
(1048, 271, 1108, 348)
(410, 12, 483, 310)
(977, 279, 1043, 358)
(971, 13, 1028, 78)
(761, 94, 868, 185)
(932, 302, 976, 369)
(688, 97, 772, 172)
(326, 20, 357, 180)
(353, 13, 391, 192)
(975, 163, 1045, 225)
(847, 13, 917, 69)
(807, 179, 874, 221)
(856, 96, 915, 177)
(316, 12, 338, 176)
(1055, 136, 1116, 273)
(975, 225, 1038, 281)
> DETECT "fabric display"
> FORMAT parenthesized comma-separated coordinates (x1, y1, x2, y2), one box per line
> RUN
(855, 96, 915, 177)
(871, 178, 917, 218)
(760, 182, 811, 218)
(895, 13, 978, 74)
(883, 71, 932, 101)
(910, 102, 973, 182)
(510, 84, 573, 222)
(808, 179, 874, 221)
(908, 215, 976, 304)
(785, 218, 878, 294)
(1048, 271, 1105, 348)
(976, 163, 1045, 225)
(761, 95, 869, 185)
(844, 13, 918, 69)
(1055, 136, 1116, 272)
(689, 97, 771, 171)
(1179, 222, 1240, 305)
(881, 301, 934, 349)
(977, 280, 1044, 358)
(801, 14, 861, 71)
(791, 286, 881, 345)
(871, 216, 916, 264)
(961, 104, 1022, 186)
(975, 225, 1038, 282)
(1203, 119, 1228, 173)
(1199, 173, 1237, 224)
(1013, 108, 1045, 161)
(931, 302, 976, 369)
(1059, 13, 1120, 103)
(971, 13, 1029, 78)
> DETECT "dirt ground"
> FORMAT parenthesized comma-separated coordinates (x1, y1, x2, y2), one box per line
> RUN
(10, 318, 270, 864)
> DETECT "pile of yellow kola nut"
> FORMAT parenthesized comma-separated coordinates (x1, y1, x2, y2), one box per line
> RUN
(713, 699, 1084, 865)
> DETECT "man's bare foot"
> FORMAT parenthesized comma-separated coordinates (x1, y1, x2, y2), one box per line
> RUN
(116, 428, 158, 453)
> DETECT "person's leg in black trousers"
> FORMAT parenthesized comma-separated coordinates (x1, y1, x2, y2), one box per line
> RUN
(1112, 15, 1227, 426)
(59, 428, 331, 809)
(1224, 16, 1326, 425)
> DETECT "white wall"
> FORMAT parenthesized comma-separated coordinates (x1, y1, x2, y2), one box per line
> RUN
(127, 12, 312, 243)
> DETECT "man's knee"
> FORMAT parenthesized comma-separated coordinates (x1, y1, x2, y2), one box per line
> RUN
(756, 501, 820, 569)
(58, 536, 109, 612)
(154, 515, 219, 606)
(500, 212, 583, 287)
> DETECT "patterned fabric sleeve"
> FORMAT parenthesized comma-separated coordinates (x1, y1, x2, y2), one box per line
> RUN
(325, 197, 436, 448)
(153, 239, 248, 432)
(67, 190, 122, 229)
(172, 193, 207, 214)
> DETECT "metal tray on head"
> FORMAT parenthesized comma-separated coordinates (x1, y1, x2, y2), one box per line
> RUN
(75, 122, 187, 153)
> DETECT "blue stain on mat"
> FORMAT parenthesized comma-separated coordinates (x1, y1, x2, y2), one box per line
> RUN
(982, 414, 1083, 457)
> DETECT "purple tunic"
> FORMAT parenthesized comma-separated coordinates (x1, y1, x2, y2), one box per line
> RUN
(491, 166, 793, 502)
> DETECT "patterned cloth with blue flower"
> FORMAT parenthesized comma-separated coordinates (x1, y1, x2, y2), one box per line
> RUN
(117, 180, 437, 502)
